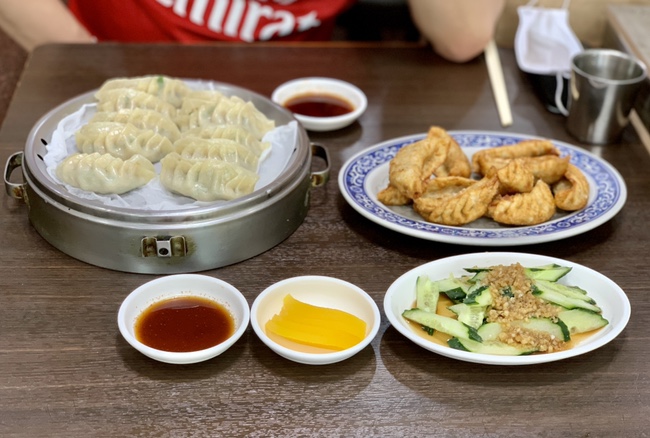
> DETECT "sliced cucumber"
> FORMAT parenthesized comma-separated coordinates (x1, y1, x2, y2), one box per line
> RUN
(416, 275, 439, 313)
(525, 264, 572, 282)
(433, 276, 469, 302)
(477, 322, 503, 341)
(448, 337, 538, 356)
(402, 308, 482, 342)
(468, 270, 488, 284)
(447, 303, 486, 329)
(403, 262, 605, 358)
(512, 317, 571, 342)
(535, 279, 593, 303)
(557, 309, 609, 334)
(532, 283, 601, 312)
(464, 264, 572, 283)
(463, 284, 492, 306)
(463, 266, 489, 273)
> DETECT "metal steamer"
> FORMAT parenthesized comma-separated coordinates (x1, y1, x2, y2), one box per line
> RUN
(4, 83, 328, 274)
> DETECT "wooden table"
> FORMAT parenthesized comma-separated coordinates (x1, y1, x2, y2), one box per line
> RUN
(1, 43, 648, 437)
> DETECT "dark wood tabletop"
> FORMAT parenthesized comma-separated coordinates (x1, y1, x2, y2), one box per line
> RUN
(1, 43, 649, 437)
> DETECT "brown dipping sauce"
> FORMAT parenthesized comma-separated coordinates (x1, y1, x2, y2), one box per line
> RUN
(135, 296, 235, 352)
(284, 92, 354, 117)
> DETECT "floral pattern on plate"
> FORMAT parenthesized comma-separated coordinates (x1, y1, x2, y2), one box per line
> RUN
(338, 131, 626, 246)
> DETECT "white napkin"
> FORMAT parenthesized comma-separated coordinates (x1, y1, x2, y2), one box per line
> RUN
(514, 2, 583, 75)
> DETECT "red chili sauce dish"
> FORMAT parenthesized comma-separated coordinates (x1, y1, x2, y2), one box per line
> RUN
(283, 92, 355, 118)
(135, 296, 235, 352)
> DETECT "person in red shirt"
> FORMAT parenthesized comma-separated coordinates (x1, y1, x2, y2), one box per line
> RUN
(0, 0, 505, 62)
(68, 0, 357, 43)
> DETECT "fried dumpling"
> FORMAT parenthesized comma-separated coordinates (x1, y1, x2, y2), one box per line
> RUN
(526, 155, 571, 184)
(377, 184, 412, 206)
(75, 122, 174, 163)
(388, 134, 450, 200)
(160, 152, 259, 202)
(56, 153, 155, 194)
(552, 163, 589, 211)
(471, 140, 559, 174)
(95, 88, 177, 118)
(476, 155, 569, 184)
(173, 137, 260, 171)
(420, 176, 477, 199)
(90, 109, 181, 142)
(381, 126, 471, 205)
(428, 127, 471, 178)
(96, 75, 190, 108)
(487, 179, 556, 225)
(413, 176, 498, 226)
(493, 159, 535, 194)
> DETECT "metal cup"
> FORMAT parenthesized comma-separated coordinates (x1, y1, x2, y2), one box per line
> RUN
(566, 49, 647, 144)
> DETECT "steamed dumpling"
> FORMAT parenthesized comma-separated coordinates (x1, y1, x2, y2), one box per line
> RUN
(75, 122, 174, 163)
(95, 88, 177, 118)
(174, 137, 260, 171)
(176, 95, 275, 138)
(90, 108, 181, 142)
(160, 152, 259, 201)
(179, 90, 228, 114)
(96, 75, 190, 108)
(183, 124, 271, 156)
(56, 153, 155, 194)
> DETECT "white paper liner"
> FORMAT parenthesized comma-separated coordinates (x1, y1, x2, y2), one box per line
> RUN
(43, 103, 298, 211)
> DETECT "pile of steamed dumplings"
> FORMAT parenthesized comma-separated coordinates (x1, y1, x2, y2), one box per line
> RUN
(55, 75, 276, 202)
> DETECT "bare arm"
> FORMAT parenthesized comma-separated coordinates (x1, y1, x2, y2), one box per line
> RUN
(0, 0, 95, 51)
(406, 0, 505, 63)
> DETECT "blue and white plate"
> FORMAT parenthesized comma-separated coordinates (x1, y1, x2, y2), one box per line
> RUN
(338, 131, 626, 246)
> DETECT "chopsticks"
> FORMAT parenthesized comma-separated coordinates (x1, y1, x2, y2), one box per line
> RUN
(630, 109, 650, 155)
(484, 39, 513, 127)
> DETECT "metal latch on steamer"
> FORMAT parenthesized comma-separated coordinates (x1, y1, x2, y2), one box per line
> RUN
(141, 236, 188, 258)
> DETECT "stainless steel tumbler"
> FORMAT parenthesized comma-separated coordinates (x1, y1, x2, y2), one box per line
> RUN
(566, 49, 647, 144)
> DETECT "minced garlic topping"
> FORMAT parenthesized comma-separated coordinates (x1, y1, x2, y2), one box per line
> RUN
(482, 263, 565, 352)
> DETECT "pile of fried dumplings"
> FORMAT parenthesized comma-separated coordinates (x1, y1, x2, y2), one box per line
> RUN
(377, 126, 589, 226)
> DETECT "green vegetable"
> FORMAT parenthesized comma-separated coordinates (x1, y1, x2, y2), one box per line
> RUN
(463, 284, 492, 306)
(532, 282, 601, 312)
(432, 275, 469, 302)
(524, 264, 572, 282)
(448, 337, 538, 355)
(402, 308, 482, 342)
(415, 275, 439, 313)
(402, 263, 608, 357)
(557, 309, 609, 334)
(476, 322, 502, 341)
(512, 317, 571, 342)
(447, 303, 486, 329)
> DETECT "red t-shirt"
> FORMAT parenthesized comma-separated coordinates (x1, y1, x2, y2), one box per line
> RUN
(68, 0, 356, 43)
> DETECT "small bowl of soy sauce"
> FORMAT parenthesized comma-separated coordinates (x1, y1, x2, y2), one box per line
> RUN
(117, 274, 249, 364)
(272, 77, 367, 132)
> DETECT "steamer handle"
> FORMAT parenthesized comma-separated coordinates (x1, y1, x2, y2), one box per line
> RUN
(310, 143, 330, 188)
(4, 152, 27, 201)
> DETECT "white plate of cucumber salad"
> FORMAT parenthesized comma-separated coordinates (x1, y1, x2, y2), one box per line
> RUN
(384, 252, 631, 365)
